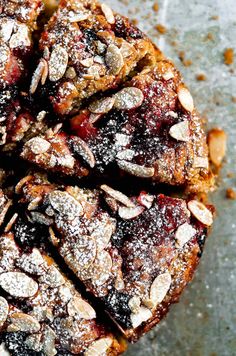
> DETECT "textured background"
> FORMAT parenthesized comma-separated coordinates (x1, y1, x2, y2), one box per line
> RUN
(106, 0, 236, 355)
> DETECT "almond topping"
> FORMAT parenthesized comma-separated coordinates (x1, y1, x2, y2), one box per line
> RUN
(0, 297, 8, 327)
(25, 137, 51, 155)
(148, 272, 172, 309)
(85, 337, 113, 356)
(208, 128, 227, 167)
(67, 296, 96, 320)
(175, 222, 196, 248)
(8, 313, 40, 333)
(177, 85, 194, 112)
(105, 44, 124, 75)
(117, 160, 155, 178)
(0, 272, 38, 298)
(118, 205, 145, 220)
(169, 121, 190, 142)
(130, 306, 152, 328)
(187, 200, 213, 226)
(114, 87, 144, 110)
(101, 3, 115, 24)
(49, 45, 68, 81)
(89, 96, 115, 114)
(101, 184, 135, 208)
(128, 296, 141, 314)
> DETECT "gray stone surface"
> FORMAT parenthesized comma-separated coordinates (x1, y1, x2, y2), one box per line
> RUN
(107, 0, 236, 355)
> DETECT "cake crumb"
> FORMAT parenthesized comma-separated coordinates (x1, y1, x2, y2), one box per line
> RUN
(155, 24, 167, 34)
(152, 2, 159, 12)
(178, 51, 192, 67)
(231, 96, 236, 103)
(226, 188, 236, 200)
(196, 74, 207, 81)
(224, 48, 234, 65)
(205, 33, 214, 41)
(210, 15, 219, 20)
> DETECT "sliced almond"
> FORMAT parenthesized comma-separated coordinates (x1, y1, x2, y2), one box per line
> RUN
(169, 121, 190, 142)
(148, 272, 172, 309)
(118, 205, 145, 220)
(49, 190, 83, 219)
(8, 313, 40, 333)
(67, 296, 96, 320)
(49, 45, 68, 82)
(0, 297, 8, 327)
(25, 137, 51, 155)
(89, 96, 115, 114)
(30, 60, 46, 94)
(128, 296, 141, 314)
(39, 265, 65, 288)
(177, 85, 194, 113)
(105, 44, 124, 75)
(162, 70, 174, 80)
(193, 156, 209, 169)
(187, 200, 213, 226)
(9, 24, 30, 49)
(117, 160, 155, 178)
(208, 128, 227, 167)
(101, 3, 115, 24)
(42, 325, 57, 356)
(16, 248, 46, 276)
(70, 136, 95, 168)
(101, 184, 135, 208)
(85, 337, 113, 356)
(91, 218, 116, 251)
(89, 250, 112, 285)
(0, 272, 38, 298)
(114, 87, 144, 110)
(130, 306, 152, 328)
(175, 222, 196, 248)
(80, 57, 94, 67)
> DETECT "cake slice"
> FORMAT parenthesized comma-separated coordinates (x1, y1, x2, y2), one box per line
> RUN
(16, 173, 213, 341)
(0, 0, 43, 149)
(29, 0, 160, 115)
(22, 60, 213, 191)
(0, 232, 123, 355)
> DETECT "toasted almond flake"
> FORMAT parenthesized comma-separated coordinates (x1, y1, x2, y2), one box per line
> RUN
(0, 200, 12, 227)
(101, 3, 115, 24)
(67, 296, 96, 319)
(187, 200, 213, 226)
(42, 325, 57, 356)
(89, 250, 112, 285)
(177, 85, 194, 112)
(80, 57, 94, 67)
(4, 213, 18, 233)
(49, 190, 83, 219)
(104, 195, 118, 212)
(168, 110, 178, 118)
(89, 113, 102, 124)
(0, 343, 10, 356)
(169, 121, 190, 142)
(0, 272, 38, 298)
(65, 67, 76, 79)
(89, 96, 115, 114)
(114, 87, 144, 110)
(118, 205, 145, 220)
(148, 272, 172, 309)
(162, 70, 174, 80)
(117, 160, 155, 178)
(25, 334, 42, 352)
(0, 297, 8, 327)
(138, 192, 155, 209)
(8, 313, 40, 333)
(41, 59, 48, 85)
(9, 24, 30, 49)
(15, 175, 33, 194)
(39, 265, 65, 288)
(0, 18, 14, 42)
(130, 306, 152, 328)
(49, 227, 60, 247)
(116, 149, 135, 161)
(193, 156, 209, 169)
(105, 44, 124, 75)
(69, 12, 90, 22)
(175, 222, 196, 248)
(85, 337, 113, 356)
(120, 41, 134, 58)
(70, 136, 95, 168)
(208, 128, 227, 167)
(49, 45, 68, 82)
(17, 248, 46, 276)
(63, 235, 97, 272)
(100, 184, 135, 208)
(91, 219, 115, 251)
(25, 137, 51, 154)
(28, 197, 42, 211)
(128, 296, 141, 313)
(30, 59, 46, 94)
